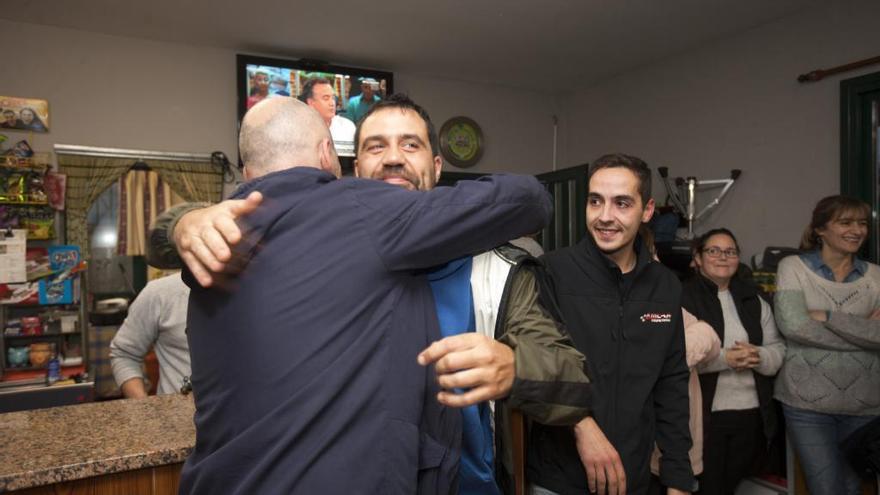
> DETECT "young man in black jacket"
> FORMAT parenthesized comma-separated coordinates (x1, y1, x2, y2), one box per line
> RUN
(528, 154, 696, 495)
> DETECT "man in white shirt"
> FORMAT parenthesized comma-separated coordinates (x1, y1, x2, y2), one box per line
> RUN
(299, 77, 355, 145)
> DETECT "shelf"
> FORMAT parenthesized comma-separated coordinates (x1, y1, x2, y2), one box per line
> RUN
(4, 332, 81, 340)
(0, 237, 86, 385)
(0, 200, 50, 206)
(4, 365, 47, 372)
(1, 154, 52, 169)
(0, 365, 86, 388)
(3, 301, 81, 308)
(3, 362, 82, 372)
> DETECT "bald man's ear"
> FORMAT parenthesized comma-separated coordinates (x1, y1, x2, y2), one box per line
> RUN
(318, 137, 342, 178)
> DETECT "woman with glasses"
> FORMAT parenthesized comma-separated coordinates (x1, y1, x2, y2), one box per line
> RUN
(681, 228, 785, 494)
(774, 195, 880, 495)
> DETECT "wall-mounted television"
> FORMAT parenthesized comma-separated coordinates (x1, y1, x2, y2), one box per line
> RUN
(236, 54, 393, 160)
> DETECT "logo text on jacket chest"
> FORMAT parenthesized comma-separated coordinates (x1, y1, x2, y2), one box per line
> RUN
(639, 312, 672, 323)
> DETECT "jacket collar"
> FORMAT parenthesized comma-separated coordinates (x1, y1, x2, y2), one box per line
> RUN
(233, 166, 335, 199)
(575, 230, 653, 280)
(801, 249, 868, 282)
(692, 271, 758, 301)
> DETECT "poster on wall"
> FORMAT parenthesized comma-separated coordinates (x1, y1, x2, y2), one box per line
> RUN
(0, 96, 49, 133)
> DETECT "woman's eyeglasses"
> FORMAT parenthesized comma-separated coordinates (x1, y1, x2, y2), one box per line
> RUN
(702, 246, 739, 258)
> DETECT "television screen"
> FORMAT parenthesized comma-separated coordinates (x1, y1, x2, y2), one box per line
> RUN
(237, 54, 393, 159)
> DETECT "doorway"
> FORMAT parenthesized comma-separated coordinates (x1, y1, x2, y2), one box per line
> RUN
(841, 70, 880, 262)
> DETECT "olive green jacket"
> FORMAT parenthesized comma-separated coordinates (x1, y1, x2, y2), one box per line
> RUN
(484, 245, 592, 494)
(146, 202, 211, 269)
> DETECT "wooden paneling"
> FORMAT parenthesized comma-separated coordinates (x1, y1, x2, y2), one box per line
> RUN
(12, 463, 182, 495)
(152, 463, 181, 494)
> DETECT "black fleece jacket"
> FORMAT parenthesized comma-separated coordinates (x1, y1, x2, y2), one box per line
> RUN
(527, 234, 695, 494)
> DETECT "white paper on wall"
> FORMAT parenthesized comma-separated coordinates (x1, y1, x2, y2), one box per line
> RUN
(0, 229, 27, 283)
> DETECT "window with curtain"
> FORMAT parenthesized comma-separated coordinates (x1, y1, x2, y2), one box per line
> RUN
(58, 152, 224, 262)
(87, 169, 186, 288)
(87, 169, 184, 255)
(61, 152, 223, 293)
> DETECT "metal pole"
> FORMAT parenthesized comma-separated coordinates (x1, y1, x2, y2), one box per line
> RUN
(54, 144, 215, 163)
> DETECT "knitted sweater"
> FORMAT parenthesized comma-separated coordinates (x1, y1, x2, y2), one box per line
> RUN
(774, 256, 880, 415)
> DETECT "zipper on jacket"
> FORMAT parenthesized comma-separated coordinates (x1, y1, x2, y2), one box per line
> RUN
(607, 300, 623, 439)
(611, 287, 625, 438)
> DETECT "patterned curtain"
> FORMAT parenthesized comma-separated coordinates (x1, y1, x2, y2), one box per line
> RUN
(57, 153, 223, 260)
(118, 170, 184, 257)
(57, 154, 132, 260)
(149, 159, 223, 203)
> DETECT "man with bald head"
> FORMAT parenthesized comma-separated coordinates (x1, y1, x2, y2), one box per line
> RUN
(178, 97, 553, 495)
(238, 95, 341, 180)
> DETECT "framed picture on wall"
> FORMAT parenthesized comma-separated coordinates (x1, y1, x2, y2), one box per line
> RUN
(0, 96, 49, 133)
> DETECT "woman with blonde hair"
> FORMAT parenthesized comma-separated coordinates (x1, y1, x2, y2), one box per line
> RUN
(774, 195, 880, 495)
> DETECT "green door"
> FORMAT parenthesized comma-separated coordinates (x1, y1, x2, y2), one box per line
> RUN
(436, 166, 588, 253)
(536, 165, 589, 252)
(841, 71, 880, 262)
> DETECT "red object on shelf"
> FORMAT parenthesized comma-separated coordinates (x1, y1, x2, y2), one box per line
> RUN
(21, 316, 42, 335)
(44, 172, 66, 211)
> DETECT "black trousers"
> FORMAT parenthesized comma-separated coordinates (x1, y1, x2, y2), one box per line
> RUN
(698, 408, 763, 495)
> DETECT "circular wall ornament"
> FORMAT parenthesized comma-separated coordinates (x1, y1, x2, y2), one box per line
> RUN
(439, 116, 484, 168)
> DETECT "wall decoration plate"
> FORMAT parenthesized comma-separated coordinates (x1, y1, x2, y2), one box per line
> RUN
(439, 116, 483, 168)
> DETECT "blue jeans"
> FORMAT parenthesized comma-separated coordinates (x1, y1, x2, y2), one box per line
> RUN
(782, 403, 877, 495)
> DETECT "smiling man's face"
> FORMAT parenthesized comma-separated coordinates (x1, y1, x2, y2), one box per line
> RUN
(586, 167, 654, 262)
(354, 107, 441, 191)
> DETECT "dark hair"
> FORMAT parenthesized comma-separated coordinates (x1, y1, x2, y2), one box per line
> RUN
(639, 224, 656, 257)
(588, 153, 652, 204)
(298, 78, 333, 103)
(353, 93, 439, 156)
(800, 195, 870, 250)
(692, 227, 740, 256)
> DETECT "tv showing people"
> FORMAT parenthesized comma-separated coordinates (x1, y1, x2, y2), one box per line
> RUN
(241, 58, 391, 157)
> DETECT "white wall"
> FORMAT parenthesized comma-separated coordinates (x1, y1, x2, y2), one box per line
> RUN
(396, 73, 557, 175)
(0, 20, 238, 161)
(558, 0, 880, 260)
(0, 19, 556, 187)
(6, 0, 877, 260)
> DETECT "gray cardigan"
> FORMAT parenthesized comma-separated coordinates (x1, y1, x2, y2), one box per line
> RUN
(773, 256, 880, 415)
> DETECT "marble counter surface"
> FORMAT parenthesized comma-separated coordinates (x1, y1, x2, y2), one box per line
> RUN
(0, 393, 195, 492)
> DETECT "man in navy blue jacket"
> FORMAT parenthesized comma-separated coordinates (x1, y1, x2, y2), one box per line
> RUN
(178, 97, 552, 494)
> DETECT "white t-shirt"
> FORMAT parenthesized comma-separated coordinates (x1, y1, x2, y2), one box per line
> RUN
(696, 290, 785, 411)
(330, 115, 356, 155)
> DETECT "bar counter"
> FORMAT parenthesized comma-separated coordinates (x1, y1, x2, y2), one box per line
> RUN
(0, 393, 194, 492)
